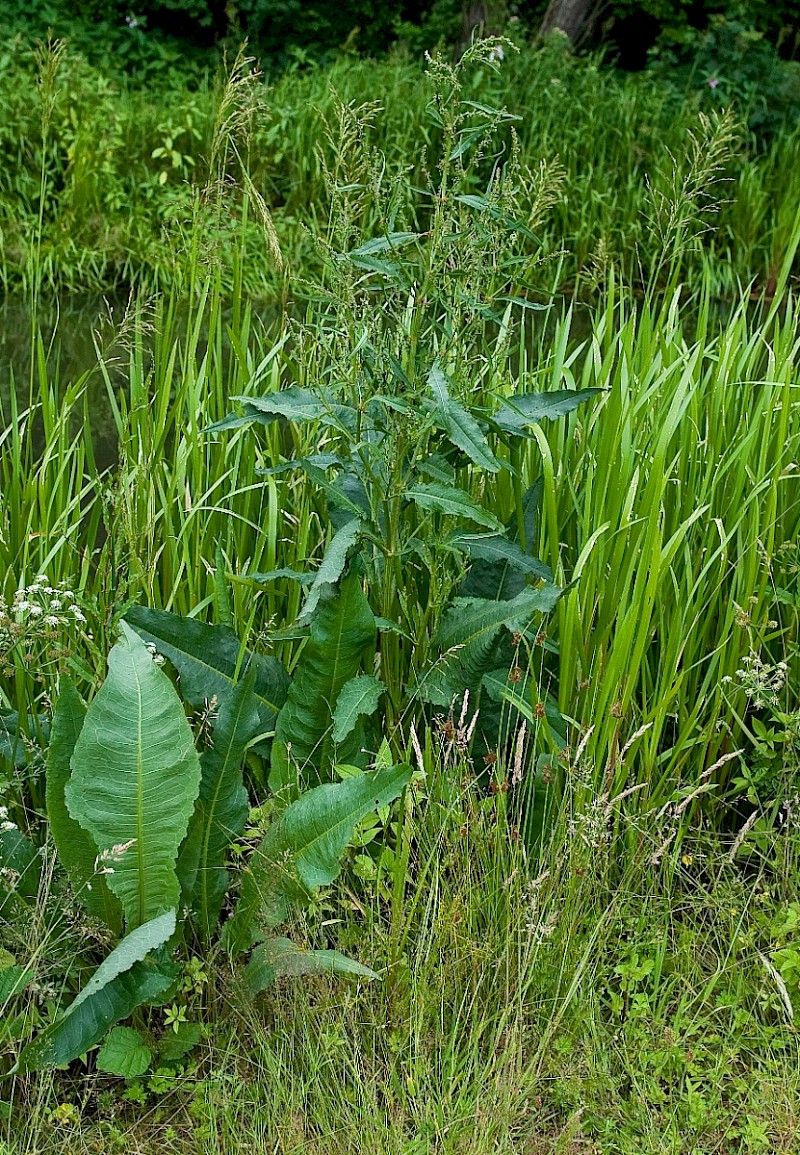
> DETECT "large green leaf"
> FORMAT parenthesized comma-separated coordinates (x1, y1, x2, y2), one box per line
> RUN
(65, 624, 201, 930)
(436, 585, 562, 653)
(226, 764, 411, 954)
(0, 828, 41, 915)
(332, 675, 386, 744)
(178, 673, 260, 944)
(45, 680, 122, 934)
(215, 386, 351, 432)
(428, 364, 502, 473)
(490, 388, 602, 435)
(418, 584, 562, 707)
(96, 1027, 152, 1078)
(244, 937, 378, 993)
(124, 606, 289, 749)
(297, 518, 363, 626)
(21, 911, 176, 1071)
(270, 574, 377, 791)
(406, 482, 503, 531)
(449, 532, 552, 583)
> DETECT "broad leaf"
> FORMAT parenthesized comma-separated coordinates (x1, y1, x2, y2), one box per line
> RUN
(226, 764, 411, 953)
(436, 585, 563, 653)
(297, 518, 363, 626)
(449, 532, 552, 583)
(228, 386, 350, 430)
(245, 937, 378, 993)
(96, 1027, 152, 1078)
(158, 1020, 203, 1062)
(491, 388, 602, 434)
(124, 606, 289, 749)
(270, 574, 376, 791)
(21, 911, 176, 1071)
(46, 680, 122, 933)
(0, 827, 41, 913)
(0, 965, 32, 1004)
(179, 673, 260, 944)
(332, 675, 386, 744)
(65, 625, 201, 929)
(428, 364, 502, 473)
(418, 584, 562, 707)
(406, 482, 503, 531)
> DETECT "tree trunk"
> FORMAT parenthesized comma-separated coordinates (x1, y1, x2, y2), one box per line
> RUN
(538, 0, 594, 44)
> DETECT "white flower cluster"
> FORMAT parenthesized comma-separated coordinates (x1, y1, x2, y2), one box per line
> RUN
(0, 575, 87, 657)
(723, 652, 789, 710)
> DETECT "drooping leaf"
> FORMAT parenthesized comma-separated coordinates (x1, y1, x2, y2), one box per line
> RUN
(297, 518, 363, 626)
(270, 574, 377, 791)
(225, 386, 350, 431)
(406, 483, 503, 531)
(45, 679, 122, 933)
(124, 606, 289, 750)
(418, 584, 562, 707)
(178, 673, 260, 944)
(427, 364, 502, 473)
(244, 937, 378, 993)
(245, 568, 315, 586)
(21, 911, 176, 1071)
(65, 625, 201, 930)
(96, 1027, 152, 1078)
(449, 533, 552, 582)
(226, 764, 411, 954)
(490, 388, 602, 435)
(436, 585, 563, 652)
(332, 675, 386, 744)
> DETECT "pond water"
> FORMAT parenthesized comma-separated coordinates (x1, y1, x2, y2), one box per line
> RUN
(0, 293, 129, 470)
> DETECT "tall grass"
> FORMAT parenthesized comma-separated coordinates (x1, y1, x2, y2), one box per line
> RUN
(1, 34, 800, 295)
(3, 40, 800, 1154)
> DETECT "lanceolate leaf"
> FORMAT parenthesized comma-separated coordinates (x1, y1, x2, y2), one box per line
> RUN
(21, 911, 176, 1071)
(270, 574, 377, 791)
(297, 518, 363, 626)
(436, 585, 562, 653)
(179, 673, 260, 944)
(417, 584, 562, 707)
(226, 764, 411, 954)
(449, 533, 552, 582)
(244, 937, 378, 993)
(490, 388, 602, 434)
(65, 625, 201, 930)
(348, 232, 420, 258)
(332, 675, 386, 744)
(428, 364, 502, 473)
(226, 386, 351, 431)
(406, 483, 503, 531)
(45, 680, 122, 934)
(124, 606, 289, 747)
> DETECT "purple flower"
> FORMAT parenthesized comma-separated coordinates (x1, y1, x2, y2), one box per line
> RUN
(708, 77, 719, 89)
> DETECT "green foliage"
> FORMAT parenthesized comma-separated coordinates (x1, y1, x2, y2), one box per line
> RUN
(65, 623, 202, 930)
(649, 14, 800, 139)
(13, 613, 409, 1073)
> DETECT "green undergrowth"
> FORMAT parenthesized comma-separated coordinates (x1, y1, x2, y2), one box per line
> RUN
(2, 38, 800, 1155)
(6, 764, 800, 1154)
(1, 32, 800, 295)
